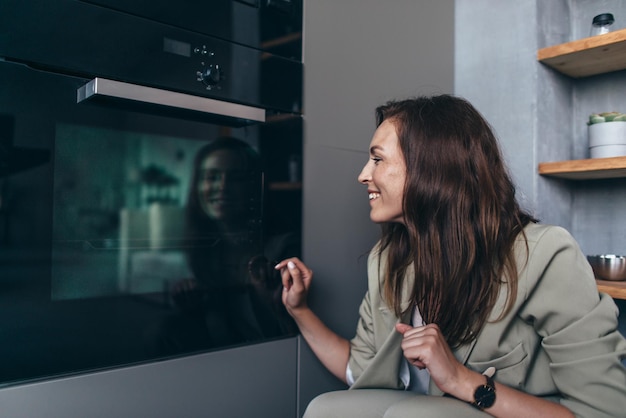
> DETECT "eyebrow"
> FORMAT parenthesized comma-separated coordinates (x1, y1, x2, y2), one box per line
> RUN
(370, 145, 383, 154)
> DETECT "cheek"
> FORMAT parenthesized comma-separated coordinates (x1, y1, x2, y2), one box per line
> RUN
(199, 180, 216, 192)
(390, 176, 406, 206)
(391, 185, 404, 207)
(197, 183, 213, 205)
(197, 186, 206, 200)
(388, 169, 405, 191)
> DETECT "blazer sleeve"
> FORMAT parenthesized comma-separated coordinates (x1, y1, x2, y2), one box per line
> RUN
(348, 289, 376, 380)
(519, 226, 626, 417)
(347, 245, 406, 389)
(348, 246, 381, 382)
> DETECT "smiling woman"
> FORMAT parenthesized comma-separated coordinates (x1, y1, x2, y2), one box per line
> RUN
(275, 94, 626, 418)
(146, 137, 298, 354)
(192, 137, 263, 231)
(358, 120, 407, 225)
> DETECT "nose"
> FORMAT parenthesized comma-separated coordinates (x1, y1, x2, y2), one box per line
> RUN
(212, 172, 227, 191)
(201, 172, 227, 191)
(357, 160, 371, 185)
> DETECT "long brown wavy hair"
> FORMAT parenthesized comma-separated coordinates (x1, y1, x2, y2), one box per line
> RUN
(376, 95, 536, 348)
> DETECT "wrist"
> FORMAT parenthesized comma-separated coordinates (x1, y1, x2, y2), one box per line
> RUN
(287, 304, 311, 320)
(450, 368, 486, 403)
(444, 367, 497, 409)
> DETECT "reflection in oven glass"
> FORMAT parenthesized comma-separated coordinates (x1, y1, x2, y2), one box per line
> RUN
(50, 124, 297, 356)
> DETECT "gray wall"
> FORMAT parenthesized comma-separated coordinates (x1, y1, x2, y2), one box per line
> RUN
(455, 0, 544, 217)
(299, 0, 455, 415)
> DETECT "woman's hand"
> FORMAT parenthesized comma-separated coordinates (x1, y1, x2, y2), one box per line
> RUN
(396, 323, 576, 417)
(274, 258, 351, 383)
(274, 258, 313, 316)
(170, 278, 204, 313)
(395, 322, 477, 399)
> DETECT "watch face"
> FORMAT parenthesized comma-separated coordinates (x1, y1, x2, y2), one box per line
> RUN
(474, 384, 496, 409)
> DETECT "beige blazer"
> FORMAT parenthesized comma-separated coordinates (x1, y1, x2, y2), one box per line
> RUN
(348, 223, 626, 417)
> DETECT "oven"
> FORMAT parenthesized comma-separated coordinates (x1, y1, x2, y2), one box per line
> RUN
(0, 0, 302, 386)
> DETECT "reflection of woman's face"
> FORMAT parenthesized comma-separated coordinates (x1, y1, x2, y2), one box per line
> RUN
(198, 149, 249, 222)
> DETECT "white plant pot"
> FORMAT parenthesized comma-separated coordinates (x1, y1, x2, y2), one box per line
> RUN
(589, 144, 626, 159)
(588, 121, 626, 147)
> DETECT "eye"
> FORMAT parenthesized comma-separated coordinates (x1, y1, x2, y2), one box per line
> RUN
(371, 157, 382, 165)
(201, 170, 223, 182)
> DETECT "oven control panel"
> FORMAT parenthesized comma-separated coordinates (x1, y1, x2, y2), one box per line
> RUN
(1, 0, 302, 113)
(194, 46, 224, 90)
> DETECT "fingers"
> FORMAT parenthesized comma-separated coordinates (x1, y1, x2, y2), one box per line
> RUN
(395, 323, 414, 334)
(274, 257, 309, 273)
(285, 261, 306, 292)
(396, 323, 441, 337)
(274, 257, 312, 290)
(275, 258, 313, 313)
(172, 278, 196, 294)
(396, 323, 439, 370)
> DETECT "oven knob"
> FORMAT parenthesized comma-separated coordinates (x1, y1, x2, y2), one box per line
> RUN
(197, 64, 224, 89)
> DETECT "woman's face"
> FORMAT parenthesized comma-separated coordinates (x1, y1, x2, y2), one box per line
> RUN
(197, 149, 249, 221)
(358, 119, 407, 224)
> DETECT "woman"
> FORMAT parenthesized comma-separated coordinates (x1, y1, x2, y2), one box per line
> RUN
(275, 95, 626, 417)
(156, 137, 294, 354)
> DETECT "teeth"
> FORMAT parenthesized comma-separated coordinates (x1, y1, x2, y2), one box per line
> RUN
(368, 193, 380, 200)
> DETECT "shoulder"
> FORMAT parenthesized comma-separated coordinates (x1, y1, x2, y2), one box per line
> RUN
(518, 222, 577, 247)
(514, 223, 587, 272)
(365, 240, 385, 289)
(366, 240, 385, 273)
(514, 222, 599, 313)
(515, 222, 587, 272)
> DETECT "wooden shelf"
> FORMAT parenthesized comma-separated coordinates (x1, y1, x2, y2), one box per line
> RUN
(538, 32, 626, 301)
(537, 28, 626, 78)
(538, 156, 626, 179)
(596, 279, 626, 300)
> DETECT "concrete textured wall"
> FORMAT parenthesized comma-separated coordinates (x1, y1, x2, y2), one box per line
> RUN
(456, 0, 626, 251)
(455, 0, 626, 334)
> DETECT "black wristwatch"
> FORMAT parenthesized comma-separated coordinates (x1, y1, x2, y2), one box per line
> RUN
(472, 374, 496, 410)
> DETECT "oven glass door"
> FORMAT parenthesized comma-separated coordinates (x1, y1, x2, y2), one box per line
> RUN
(0, 60, 301, 386)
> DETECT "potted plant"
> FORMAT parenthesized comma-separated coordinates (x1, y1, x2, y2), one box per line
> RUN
(588, 112, 626, 158)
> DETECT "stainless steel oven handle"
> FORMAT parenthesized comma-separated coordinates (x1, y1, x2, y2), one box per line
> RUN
(77, 78, 266, 123)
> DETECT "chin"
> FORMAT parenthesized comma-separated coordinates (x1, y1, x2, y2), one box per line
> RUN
(369, 215, 389, 224)
(370, 211, 403, 224)
(370, 216, 405, 226)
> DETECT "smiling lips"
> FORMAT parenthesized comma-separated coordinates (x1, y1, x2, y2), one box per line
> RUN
(368, 192, 380, 201)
